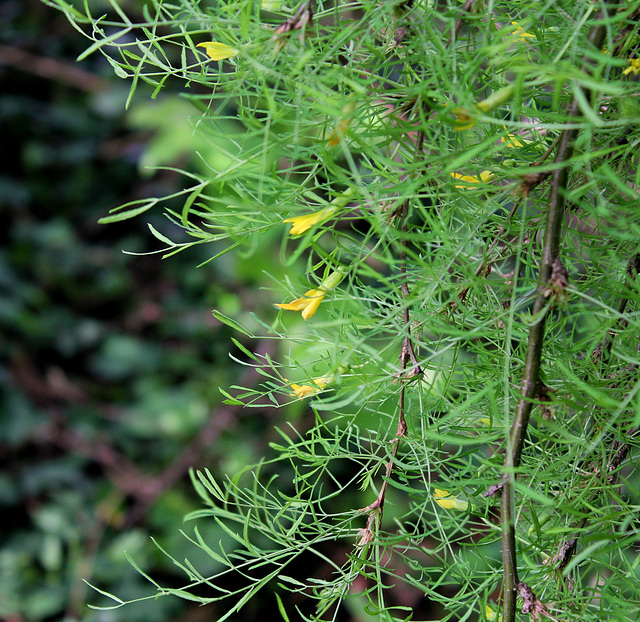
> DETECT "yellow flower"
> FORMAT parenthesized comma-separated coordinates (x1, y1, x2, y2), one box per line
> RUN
(275, 269, 344, 320)
(433, 488, 469, 511)
(453, 108, 476, 131)
(197, 41, 239, 61)
(510, 21, 535, 40)
(283, 207, 336, 235)
(275, 288, 326, 320)
(450, 170, 495, 188)
(290, 375, 331, 398)
(501, 132, 525, 148)
(623, 58, 640, 76)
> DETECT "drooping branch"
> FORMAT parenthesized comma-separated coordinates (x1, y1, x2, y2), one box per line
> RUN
(360, 132, 424, 537)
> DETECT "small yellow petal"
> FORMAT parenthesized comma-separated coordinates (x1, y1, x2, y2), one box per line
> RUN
(453, 108, 475, 131)
(433, 488, 468, 511)
(623, 58, 640, 76)
(283, 207, 336, 235)
(510, 22, 535, 40)
(274, 297, 308, 312)
(290, 375, 331, 398)
(450, 171, 495, 189)
(501, 133, 525, 148)
(275, 271, 343, 320)
(197, 41, 239, 61)
(290, 383, 317, 398)
(301, 291, 324, 320)
(275, 288, 326, 320)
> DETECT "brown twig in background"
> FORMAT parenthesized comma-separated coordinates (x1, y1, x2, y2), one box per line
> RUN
(0, 44, 107, 92)
(594, 254, 640, 364)
(32, 341, 277, 525)
(359, 198, 420, 523)
(448, 0, 477, 48)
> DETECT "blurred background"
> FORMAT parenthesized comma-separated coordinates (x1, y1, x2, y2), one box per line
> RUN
(1, 2, 296, 620)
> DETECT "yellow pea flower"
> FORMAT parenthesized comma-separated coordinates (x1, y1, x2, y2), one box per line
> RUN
(623, 58, 640, 76)
(433, 488, 469, 511)
(510, 21, 535, 40)
(283, 207, 336, 235)
(197, 41, 239, 61)
(290, 375, 331, 398)
(503, 136, 524, 148)
(275, 288, 326, 320)
(283, 188, 354, 236)
(501, 132, 525, 148)
(450, 170, 495, 188)
(275, 269, 344, 320)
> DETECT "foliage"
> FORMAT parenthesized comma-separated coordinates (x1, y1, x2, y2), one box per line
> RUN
(38, 0, 640, 621)
(1, 3, 288, 621)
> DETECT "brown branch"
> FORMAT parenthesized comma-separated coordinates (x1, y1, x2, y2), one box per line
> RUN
(500, 105, 576, 619)
(448, 0, 477, 48)
(498, 4, 625, 619)
(360, 133, 424, 536)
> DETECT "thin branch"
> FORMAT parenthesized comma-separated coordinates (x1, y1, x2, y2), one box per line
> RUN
(499, 4, 624, 619)
(360, 133, 424, 534)
(0, 44, 108, 92)
(37, 342, 277, 525)
(448, 0, 477, 48)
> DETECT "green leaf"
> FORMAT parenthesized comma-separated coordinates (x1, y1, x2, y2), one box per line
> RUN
(212, 309, 255, 337)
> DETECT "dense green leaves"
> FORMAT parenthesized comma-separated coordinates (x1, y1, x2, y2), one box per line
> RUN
(32, 0, 640, 620)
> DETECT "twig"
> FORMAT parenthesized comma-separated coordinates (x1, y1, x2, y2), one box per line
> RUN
(38, 341, 277, 525)
(448, 0, 477, 48)
(360, 133, 424, 534)
(498, 4, 624, 619)
(593, 255, 640, 364)
(0, 44, 107, 92)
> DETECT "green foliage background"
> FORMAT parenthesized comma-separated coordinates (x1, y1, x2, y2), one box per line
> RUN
(1, 2, 291, 621)
(5, 0, 640, 621)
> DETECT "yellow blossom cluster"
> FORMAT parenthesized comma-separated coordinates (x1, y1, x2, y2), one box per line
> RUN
(289, 375, 331, 398)
(283, 207, 336, 236)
